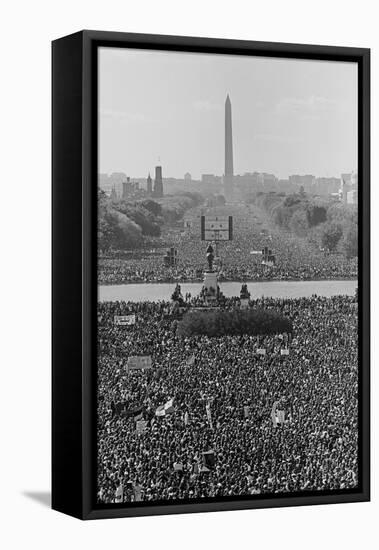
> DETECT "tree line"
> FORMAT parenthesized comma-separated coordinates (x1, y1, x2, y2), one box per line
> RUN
(252, 191, 358, 258)
(98, 190, 203, 253)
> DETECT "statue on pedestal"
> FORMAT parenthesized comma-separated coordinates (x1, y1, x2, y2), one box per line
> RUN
(206, 244, 215, 272)
(240, 283, 251, 300)
(240, 283, 251, 309)
(171, 283, 184, 306)
(202, 243, 220, 304)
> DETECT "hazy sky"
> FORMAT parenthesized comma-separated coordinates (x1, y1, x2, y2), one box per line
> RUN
(99, 47, 357, 180)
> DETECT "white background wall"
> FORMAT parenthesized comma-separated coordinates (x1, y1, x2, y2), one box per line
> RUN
(0, 0, 376, 548)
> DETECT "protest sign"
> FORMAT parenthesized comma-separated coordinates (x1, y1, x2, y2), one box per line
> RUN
(114, 314, 136, 326)
(127, 355, 152, 370)
(155, 398, 175, 417)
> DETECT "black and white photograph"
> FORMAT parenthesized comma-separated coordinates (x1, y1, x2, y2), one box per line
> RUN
(1, 0, 376, 544)
(96, 46, 361, 506)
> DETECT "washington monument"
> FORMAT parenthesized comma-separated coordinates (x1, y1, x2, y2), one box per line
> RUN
(224, 94, 234, 201)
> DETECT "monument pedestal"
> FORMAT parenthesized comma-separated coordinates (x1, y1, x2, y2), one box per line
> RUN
(203, 270, 218, 302)
(240, 297, 249, 309)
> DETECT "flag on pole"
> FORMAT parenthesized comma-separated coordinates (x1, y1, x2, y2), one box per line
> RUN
(155, 398, 175, 417)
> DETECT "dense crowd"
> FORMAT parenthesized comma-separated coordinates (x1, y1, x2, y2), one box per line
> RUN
(97, 293, 358, 503)
(98, 205, 358, 285)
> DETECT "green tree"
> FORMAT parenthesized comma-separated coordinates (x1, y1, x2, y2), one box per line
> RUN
(321, 223, 343, 252)
(97, 189, 143, 251)
(141, 199, 162, 217)
(289, 209, 309, 237)
(117, 203, 161, 236)
(177, 308, 292, 338)
(341, 223, 358, 259)
(306, 204, 327, 227)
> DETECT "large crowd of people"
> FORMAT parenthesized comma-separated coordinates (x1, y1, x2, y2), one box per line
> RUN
(98, 205, 358, 285)
(97, 293, 358, 503)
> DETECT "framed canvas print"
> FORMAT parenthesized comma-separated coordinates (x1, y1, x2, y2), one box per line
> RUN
(52, 30, 370, 520)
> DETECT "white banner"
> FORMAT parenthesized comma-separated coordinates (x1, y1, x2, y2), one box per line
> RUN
(205, 400, 213, 429)
(114, 314, 136, 326)
(155, 398, 175, 417)
(127, 355, 152, 370)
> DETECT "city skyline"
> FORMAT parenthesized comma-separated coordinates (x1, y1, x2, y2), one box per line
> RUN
(99, 47, 358, 180)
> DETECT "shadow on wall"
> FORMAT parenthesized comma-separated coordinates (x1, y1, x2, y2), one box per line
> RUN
(22, 491, 51, 508)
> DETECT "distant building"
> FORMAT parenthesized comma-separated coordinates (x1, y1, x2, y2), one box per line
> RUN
(99, 172, 128, 195)
(110, 185, 118, 202)
(99, 173, 109, 190)
(201, 174, 221, 185)
(234, 172, 277, 194)
(122, 177, 132, 199)
(289, 174, 316, 192)
(346, 189, 358, 205)
(260, 173, 278, 189)
(146, 173, 153, 196)
(184, 172, 192, 183)
(340, 173, 351, 203)
(275, 175, 341, 196)
(313, 177, 340, 196)
(122, 177, 140, 199)
(110, 172, 128, 196)
(340, 170, 358, 204)
(153, 166, 164, 198)
(277, 179, 291, 192)
(99, 172, 146, 198)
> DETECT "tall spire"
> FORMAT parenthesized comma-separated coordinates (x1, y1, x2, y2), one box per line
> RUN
(147, 172, 153, 196)
(225, 94, 233, 177)
(224, 94, 234, 201)
(153, 165, 163, 198)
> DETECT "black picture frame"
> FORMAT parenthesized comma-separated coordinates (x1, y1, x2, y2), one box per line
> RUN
(52, 30, 370, 520)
